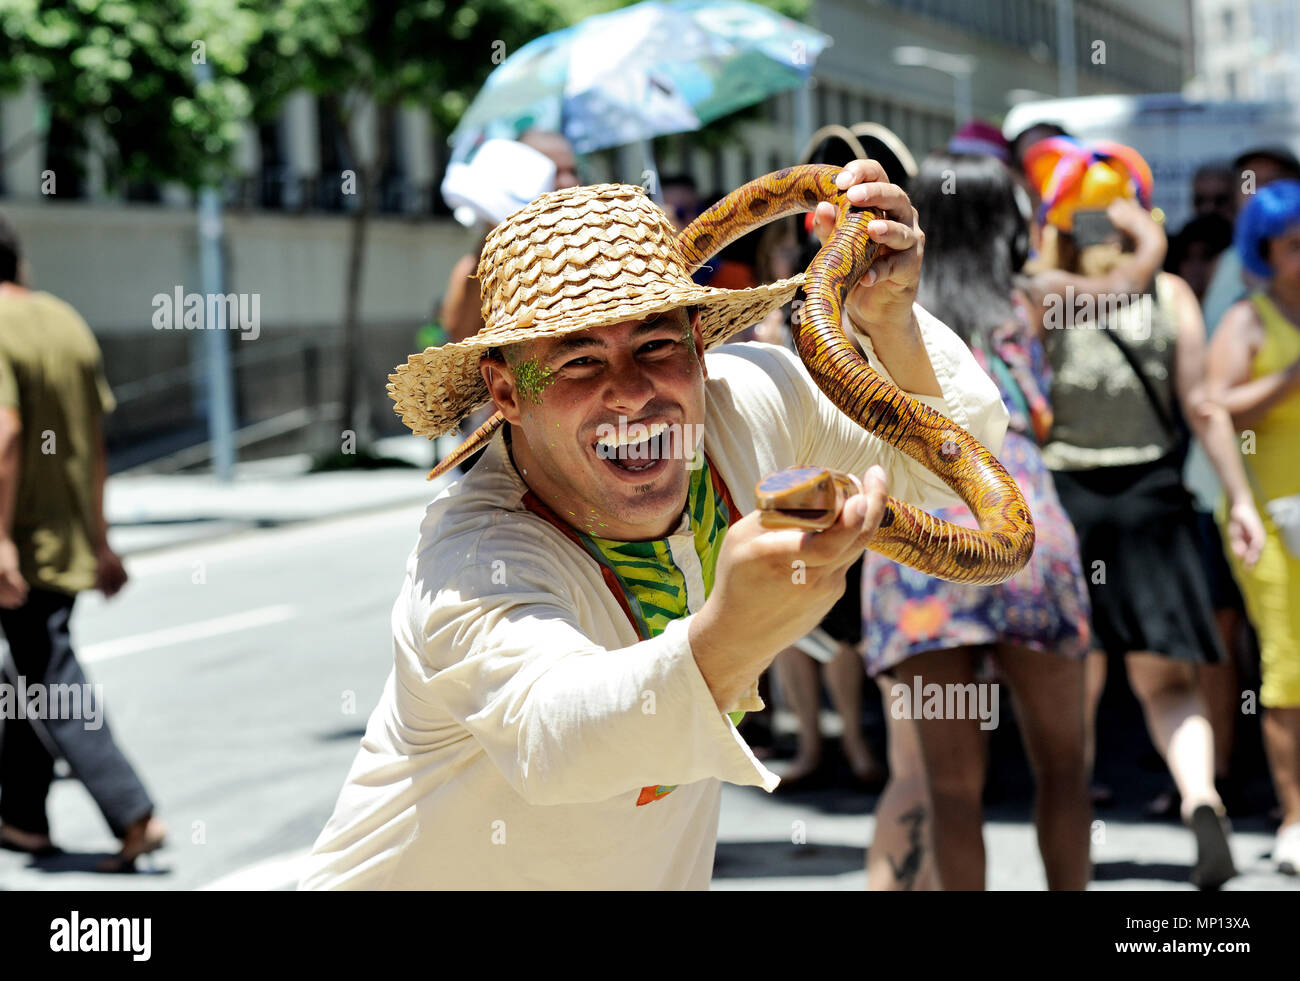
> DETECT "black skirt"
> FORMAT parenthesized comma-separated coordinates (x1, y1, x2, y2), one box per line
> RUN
(820, 556, 863, 645)
(1051, 455, 1225, 664)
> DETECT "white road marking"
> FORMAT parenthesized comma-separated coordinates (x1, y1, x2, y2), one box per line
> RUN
(81, 604, 298, 662)
(199, 848, 312, 891)
(112, 502, 428, 580)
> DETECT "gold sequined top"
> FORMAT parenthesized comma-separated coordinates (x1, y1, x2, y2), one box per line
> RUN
(1041, 273, 1180, 471)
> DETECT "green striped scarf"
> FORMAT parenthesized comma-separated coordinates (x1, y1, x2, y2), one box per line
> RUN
(575, 458, 745, 721)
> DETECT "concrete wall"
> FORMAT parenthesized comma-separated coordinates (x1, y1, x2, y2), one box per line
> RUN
(1, 198, 479, 454)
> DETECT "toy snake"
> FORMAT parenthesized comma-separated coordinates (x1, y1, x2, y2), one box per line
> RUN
(428, 164, 1034, 585)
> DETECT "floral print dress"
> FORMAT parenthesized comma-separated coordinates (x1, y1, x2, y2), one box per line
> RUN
(861, 307, 1092, 677)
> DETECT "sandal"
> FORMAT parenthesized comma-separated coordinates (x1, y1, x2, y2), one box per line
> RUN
(97, 816, 166, 873)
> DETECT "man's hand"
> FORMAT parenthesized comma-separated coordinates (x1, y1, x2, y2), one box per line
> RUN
(806, 158, 939, 396)
(690, 465, 889, 711)
(95, 544, 128, 599)
(809, 158, 925, 338)
(0, 537, 28, 609)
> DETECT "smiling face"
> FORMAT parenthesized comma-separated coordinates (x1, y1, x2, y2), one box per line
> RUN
(481, 308, 709, 541)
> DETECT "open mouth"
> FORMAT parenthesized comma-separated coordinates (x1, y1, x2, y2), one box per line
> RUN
(593, 422, 673, 475)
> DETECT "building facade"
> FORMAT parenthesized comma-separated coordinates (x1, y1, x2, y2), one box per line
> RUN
(1187, 0, 1300, 102)
(0, 0, 1190, 465)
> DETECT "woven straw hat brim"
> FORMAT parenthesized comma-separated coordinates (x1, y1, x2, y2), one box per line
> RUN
(388, 273, 801, 438)
(390, 179, 808, 438)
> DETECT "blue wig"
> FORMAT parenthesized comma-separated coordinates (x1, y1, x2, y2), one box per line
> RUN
(1236, 179, 1300, 278)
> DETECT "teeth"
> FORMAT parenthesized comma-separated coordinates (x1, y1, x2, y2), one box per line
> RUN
(595, 421, 669, 449)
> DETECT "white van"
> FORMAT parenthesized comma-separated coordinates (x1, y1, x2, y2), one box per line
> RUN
(1003, 94, 1300, 229)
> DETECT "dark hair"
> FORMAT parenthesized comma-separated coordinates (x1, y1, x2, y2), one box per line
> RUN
(1011, 121, 1069, 173)
(1165, 213, 1234, 272)
(911, 152, 1024, 348)
(0, 212, 20, 285)
(1232, 145, 1300, 181)
(1193, 161, 1235, 184)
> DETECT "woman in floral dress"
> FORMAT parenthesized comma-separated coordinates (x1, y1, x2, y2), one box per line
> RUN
(863, 152, 1092, 891)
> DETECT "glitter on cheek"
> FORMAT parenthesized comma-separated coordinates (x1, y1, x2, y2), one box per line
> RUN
(512, 358, 556, 402)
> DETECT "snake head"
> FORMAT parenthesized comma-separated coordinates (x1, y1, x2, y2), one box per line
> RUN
(755, 466, 859, 531)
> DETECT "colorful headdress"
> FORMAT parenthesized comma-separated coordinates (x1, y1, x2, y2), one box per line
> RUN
(1024, 136, 1154, 232)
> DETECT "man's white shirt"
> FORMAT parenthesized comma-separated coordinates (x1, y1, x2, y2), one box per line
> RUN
(299, 305, 1007, 890)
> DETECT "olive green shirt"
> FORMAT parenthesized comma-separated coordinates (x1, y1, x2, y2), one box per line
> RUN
(0, 290, 115, 595)
(1041, 273, 1180, 471)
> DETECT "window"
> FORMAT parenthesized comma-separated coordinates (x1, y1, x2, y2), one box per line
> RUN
(316, 101, 351, 211)
(45, 115, 88, 200)
(378, 106, 408, 214)
(431, 125, 451, 216)
(257, 118, 288, 209)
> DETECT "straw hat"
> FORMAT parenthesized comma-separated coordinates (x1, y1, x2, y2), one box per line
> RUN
(389, 181, 803, 438)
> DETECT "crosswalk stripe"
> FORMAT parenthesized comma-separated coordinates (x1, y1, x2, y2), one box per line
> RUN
(81, 605, 298, 662)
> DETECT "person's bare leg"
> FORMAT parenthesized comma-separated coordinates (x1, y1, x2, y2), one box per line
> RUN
(1206, 608, 1241, 780)
(1124, 652, 1220, 815)
(996, 645, 1091, 890)
(1083, 650, 1107, 793)
(1126, 651, 1235, 887)
(903, 647, 988, 890)
(774, 647, 821, 781)
(867, 675, 938, 890)
(1262, 707, 1300, 828)
(0, 825, 55, 852)
(824, 642, 883, 783)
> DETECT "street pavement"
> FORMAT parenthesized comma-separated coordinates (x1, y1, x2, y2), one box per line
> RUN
(1, 492, 1297, 891)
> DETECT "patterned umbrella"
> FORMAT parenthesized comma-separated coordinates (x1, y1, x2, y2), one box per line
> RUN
(448, 0, 831, 160)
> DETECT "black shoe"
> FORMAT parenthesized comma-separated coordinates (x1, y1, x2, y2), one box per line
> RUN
(1187, 804, 1236, 891)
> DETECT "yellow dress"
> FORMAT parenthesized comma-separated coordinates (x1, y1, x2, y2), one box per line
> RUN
(1221, 292, 1300, 707)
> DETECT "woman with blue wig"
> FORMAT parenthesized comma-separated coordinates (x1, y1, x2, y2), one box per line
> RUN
(1208, 178, 1300, 876)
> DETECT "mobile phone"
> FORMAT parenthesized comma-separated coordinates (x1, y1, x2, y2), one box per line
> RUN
(1071, 209, 1125, 250)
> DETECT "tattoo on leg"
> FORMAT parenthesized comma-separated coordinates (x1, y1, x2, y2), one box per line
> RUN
(888, 804, 927, 890)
